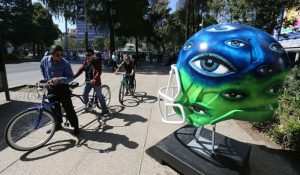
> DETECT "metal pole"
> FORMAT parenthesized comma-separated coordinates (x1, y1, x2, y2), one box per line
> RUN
(84, 0, 88, 50)
(211, 124, 216, 154)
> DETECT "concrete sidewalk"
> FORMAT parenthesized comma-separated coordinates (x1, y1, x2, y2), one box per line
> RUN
(0, 63, 299, 175)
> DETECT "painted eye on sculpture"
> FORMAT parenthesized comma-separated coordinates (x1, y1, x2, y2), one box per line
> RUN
(183, 42, 193, 50)
(189, 53, 235, 77)
(269, 43, 284, 53)
(266, 84, 283, 96)
(222, 90, 245, 100)
(206, 25, 237, 32)
(225, 40, 246, 48)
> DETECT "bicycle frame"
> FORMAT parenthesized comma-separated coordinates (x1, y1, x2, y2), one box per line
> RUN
(29, 93, 56, 129)
(121, 74, 132, 92)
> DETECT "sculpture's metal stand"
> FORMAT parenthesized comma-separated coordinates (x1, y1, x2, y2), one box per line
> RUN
(146, 125, 251, 175)
(187, 125, 218, 157)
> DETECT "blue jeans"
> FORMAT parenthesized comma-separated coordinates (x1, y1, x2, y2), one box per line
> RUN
(124, 75, 134, 92)
(83, 83, 108, 111)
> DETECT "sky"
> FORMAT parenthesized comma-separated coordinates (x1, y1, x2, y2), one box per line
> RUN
(168, 0, 178, 13)
(32, 0, 178, 32)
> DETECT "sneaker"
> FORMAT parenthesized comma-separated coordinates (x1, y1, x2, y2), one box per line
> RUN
(55, 124, 62, 131)
(73, 126, 80, 136)
(100, 110, 110, 117)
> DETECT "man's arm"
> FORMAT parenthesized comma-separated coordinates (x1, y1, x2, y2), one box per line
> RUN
(93, 58, 101, 80)
(40, 57, 47, 80)
(115, 61, 124, 74)
(130, 62, 135, 75)
(56, 62, 74, 84)
(74, 62, 85, 79)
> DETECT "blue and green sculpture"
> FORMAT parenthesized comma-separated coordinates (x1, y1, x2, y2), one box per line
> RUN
(158, 23, 291, 127)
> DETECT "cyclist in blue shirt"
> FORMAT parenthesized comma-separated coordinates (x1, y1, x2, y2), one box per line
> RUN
(40, 45, 79, 136)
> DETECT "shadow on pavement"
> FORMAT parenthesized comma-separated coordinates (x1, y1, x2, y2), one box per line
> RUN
(121, 92, 157, 107)
(0, 100, 38, 152)
(75, 128, 139, 153)
(20, 139, 77, 161)
(249, 144, 300, 175)
(109, 112, 148, 127)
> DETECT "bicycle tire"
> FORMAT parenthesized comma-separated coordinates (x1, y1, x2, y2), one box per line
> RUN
(96, 85, 111, 109)
(119, 83, 125, 104)
(5, 109, 56, 151)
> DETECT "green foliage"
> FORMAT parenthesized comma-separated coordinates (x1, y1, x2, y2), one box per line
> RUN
(40, 0, 77, 22)
(253, 65, 300, 152)
(93, 36, 105, 51)
(207, 0, 300, 34)
(0, 0, 34, 47)
(32, 2, 61, 47)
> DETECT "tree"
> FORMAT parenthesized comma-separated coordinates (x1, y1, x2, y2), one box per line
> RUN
(0, 0, 34, 48)
(93, 36, 105, 51)
(41, 0, 77, 56)
(147, 0, 170, 53)
(207, 0, 300, 34)
(32, 2, 60, 56)
(88, 0, 116, 54)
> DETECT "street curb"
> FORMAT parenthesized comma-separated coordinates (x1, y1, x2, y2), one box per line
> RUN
(8, 84, 33, 91)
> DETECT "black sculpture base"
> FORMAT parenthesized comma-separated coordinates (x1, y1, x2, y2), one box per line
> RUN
(146, 125, 251, 175)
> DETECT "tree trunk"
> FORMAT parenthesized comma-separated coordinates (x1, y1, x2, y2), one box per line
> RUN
(191, 0, 195, 34)
(0, 34, 10, 100)
(135, 35, 139, 56)
(160, 37, 165, 54)
(32, 43, 36, 57)
(185, 0, 191, 40)
(106, 0, 115, 55)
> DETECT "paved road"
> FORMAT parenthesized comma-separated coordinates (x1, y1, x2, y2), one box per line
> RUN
(5, 61, 82, 88)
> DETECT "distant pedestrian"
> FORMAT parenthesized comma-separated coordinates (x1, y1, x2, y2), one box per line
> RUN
(111, 52, 118, 71)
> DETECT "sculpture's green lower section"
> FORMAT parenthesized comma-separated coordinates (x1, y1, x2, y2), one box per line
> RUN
(174, 69, 288, 127)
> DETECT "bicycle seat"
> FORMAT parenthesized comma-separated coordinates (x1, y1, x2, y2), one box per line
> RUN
(69, 82, 79, 89)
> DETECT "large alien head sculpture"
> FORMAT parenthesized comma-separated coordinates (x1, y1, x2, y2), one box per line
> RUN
(158, 23, 291, 127)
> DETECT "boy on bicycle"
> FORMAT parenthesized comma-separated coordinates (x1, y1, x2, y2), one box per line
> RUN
(74, 49, 109, 116)
(115, 55, 135, 95)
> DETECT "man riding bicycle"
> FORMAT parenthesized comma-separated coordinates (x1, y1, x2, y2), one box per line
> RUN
(74, 49, 109, 116)
(115, 55, 135, 95)
(40, 45, 80, 135)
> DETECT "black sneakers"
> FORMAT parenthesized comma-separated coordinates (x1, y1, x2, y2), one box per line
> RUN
(100, 110, 110, 117)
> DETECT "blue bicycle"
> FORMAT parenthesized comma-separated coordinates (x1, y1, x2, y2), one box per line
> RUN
(4, 81, 111, 151)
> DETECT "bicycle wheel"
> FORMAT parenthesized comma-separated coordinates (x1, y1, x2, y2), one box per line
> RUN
(119, 82, 125, 104)
(5, 109, 56, 151)
(96, 85, 111, 109)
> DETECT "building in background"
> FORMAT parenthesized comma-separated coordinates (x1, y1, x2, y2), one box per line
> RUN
(75, 0, 106, 50)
